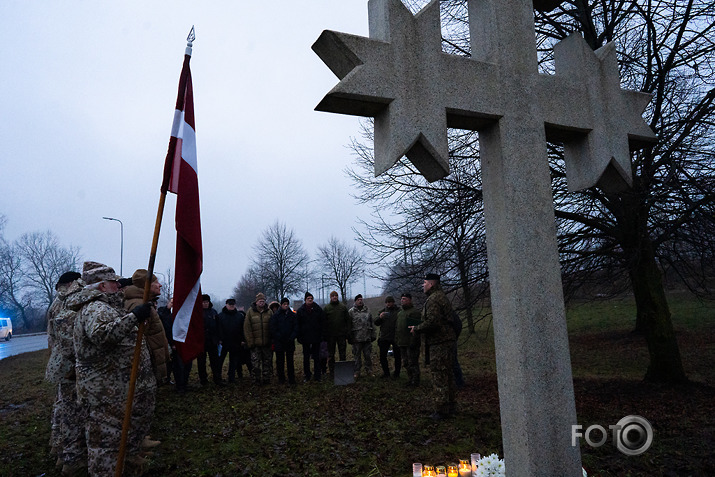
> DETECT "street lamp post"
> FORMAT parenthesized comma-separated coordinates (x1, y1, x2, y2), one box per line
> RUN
(102, 216, 124, 276)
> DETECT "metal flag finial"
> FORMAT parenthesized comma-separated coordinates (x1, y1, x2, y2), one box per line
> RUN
(187, 25, 196, 46)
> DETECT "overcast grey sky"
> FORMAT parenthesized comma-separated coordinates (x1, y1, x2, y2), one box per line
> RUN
(1, 1, 389, 301)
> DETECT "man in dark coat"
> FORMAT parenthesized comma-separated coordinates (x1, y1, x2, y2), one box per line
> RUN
(375, 295, 402, 379)
(198, 294, 223, 385)
(296, 292, 324, 382)
(322, 290, 351, 376)
(269, 297, 298, 384)
(217, 298, 244, 383)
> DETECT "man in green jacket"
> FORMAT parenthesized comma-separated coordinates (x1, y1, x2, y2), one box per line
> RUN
(396, 292, 422, 386)
(411, 273, 456, 420)
(322, 291, 351, 375)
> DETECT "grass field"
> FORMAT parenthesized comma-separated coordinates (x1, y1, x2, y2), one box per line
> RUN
(0, 295, 713, 476)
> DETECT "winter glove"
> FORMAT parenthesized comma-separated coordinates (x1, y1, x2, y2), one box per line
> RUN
(131, 303, 152, 322)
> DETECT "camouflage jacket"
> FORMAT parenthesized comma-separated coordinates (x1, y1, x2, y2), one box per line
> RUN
(415, 284, 456, 346)
(69, 288, 156, 406)
(348, 305, 374, 343)
(45, 280, 84, 383)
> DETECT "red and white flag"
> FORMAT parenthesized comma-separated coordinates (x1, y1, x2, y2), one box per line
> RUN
(161, 44, 204, 363)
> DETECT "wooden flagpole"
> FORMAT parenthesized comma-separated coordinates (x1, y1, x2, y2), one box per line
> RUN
(115, 192, 167, 477)
(115, 26, 195, 476)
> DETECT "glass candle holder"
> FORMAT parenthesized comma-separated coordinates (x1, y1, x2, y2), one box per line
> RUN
(413, 463, 423, 477)
(471, 453, 481, 474)
(458, 460, 471, 477)
(447, 463, 458, 477)
(423, 465, 436, 477)
(436, 465, 447, 477)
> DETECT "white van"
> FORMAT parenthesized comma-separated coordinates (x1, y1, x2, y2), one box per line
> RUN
(0, 317, 12, 341)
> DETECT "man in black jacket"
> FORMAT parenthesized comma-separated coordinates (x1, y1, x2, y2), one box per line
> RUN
(270, 297, 298, 384)
(296, 292, 324, 382)
(198, 294, 223, 386)
(218, 298, 244, 383)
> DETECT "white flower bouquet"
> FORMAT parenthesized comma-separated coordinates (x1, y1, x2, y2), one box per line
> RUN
(474, 453, 505, 477)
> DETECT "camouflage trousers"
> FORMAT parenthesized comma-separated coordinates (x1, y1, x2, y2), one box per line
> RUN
(428, 342, 456, 414)
(250, 346, 273, 383)
(352, 341, 373, 376)
(55, 380, 87, 465)
(84, 389, 155, 476)
(399, 344, 421, 385)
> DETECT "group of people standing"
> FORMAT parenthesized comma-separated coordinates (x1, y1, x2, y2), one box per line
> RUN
(46, 261, 168, 476)
(193, 272, 460, 421)
(45, 265, 461, 476)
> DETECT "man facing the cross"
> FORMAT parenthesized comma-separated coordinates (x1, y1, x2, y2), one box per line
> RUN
(411, 273, 456, 420)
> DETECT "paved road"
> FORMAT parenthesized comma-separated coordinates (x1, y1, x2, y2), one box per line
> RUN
(0, 333, 48, 361)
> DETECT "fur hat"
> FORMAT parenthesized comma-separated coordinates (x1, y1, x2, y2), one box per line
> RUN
(255, 293, 266, 302)
(269, 301, 280, 310)
(131, 269, 158, 289)
(82, 261, 120, 285)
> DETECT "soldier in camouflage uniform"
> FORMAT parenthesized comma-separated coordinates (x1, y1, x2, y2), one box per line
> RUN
(412, 273, 456, 420)
(395, 292, 422, 387)
(348, 294, 375, 378)
(45, 271, 86, 474)
(68, 261, 154, 476)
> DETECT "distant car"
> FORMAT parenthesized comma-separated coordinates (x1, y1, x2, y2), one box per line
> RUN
(0, 317, 12, 341)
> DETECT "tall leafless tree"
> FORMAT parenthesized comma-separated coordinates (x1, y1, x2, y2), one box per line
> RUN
(317, 236, 365, 304)
(16, 231, 82, 315)
(251, 221, 310, 301)
(348, 0, 714, 382)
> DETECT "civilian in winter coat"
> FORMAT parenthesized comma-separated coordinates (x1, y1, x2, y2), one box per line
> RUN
(374, 295, 402, 379)
(296, 292, 324, 382)
(244, 293, 273, 384)
(217, 298, 244, 383)
(348, 294, 375, 378)
(198, 294, 223, 385)
(322, 291, 351, 375)
(269, 297, 298, 384)
(123, 269, 171, 386)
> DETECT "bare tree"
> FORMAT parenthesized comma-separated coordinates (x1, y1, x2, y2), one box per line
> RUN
(0, 241, 32, 329)
(317, 236, 365, 304)
(347, 0, 714, 382)
(16, 231, 82, 314)
(233, 265, 271, 309)
(251, 221, 310, 300)
(348, 125, 489, 332)
(535, 0, 715, 383)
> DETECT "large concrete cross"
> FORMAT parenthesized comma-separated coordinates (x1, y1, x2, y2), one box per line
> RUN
(313, 0, 655, 475)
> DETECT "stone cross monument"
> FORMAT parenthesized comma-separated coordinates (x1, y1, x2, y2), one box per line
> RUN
(313, 0, 655, 475)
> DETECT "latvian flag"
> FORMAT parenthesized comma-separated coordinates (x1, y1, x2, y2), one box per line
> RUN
(161, 43, 204, 363)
